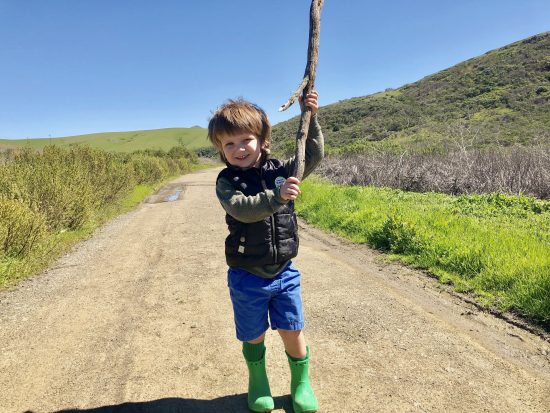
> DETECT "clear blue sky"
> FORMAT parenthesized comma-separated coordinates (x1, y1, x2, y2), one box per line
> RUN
(1, 0, 549, 139)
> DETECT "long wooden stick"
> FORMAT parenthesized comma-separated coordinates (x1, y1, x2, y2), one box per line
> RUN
(279, 0, 324, 180)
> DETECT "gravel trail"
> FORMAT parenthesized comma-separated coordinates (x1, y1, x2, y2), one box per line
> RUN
(1, 168, 549, 413)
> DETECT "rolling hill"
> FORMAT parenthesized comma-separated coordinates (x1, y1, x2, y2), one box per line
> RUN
(0, 127, 208, 153)
(273, 31, 550, 154)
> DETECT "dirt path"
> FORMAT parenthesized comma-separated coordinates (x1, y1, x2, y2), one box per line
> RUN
(1, 168, 549, 413)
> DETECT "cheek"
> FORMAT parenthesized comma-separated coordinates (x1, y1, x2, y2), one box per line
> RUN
(248, 141, 260, 152)
(221, 147, 232, 158)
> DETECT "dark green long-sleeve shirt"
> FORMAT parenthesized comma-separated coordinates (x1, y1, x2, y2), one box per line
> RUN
(216, 115, 324, 278)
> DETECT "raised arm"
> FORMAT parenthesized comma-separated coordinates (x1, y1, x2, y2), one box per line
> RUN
(283, 114, 324, 180)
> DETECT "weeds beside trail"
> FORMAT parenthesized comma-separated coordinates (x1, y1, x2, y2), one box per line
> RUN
(296, 178, 550, 327)
(0, 144, 197, 288)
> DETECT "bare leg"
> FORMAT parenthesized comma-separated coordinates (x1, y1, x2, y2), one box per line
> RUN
(278, 329, 307, 359)
(247, 332, 266, 344)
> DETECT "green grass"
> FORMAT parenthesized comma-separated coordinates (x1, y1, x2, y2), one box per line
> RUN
(0, 127, 208, 153)
(296, 178, 550, 326)
(0, 179, 170, 290)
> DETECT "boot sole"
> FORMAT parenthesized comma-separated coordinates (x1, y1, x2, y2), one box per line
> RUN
(292, 401, 318, 413)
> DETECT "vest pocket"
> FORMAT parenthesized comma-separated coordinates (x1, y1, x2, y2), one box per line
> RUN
(225, 225, 244, 255)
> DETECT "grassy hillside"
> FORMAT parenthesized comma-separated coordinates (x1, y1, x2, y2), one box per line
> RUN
(273, 31, 550, 154)
(0, 127, 208, 153)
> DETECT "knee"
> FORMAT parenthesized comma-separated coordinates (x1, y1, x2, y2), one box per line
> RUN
(278, 328, 303, 339)
(247, 332, 266, 344)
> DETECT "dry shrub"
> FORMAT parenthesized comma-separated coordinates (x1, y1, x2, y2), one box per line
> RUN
(318, 146, 550, 199)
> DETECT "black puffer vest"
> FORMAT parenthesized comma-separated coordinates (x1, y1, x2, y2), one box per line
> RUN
(217, 158, 299, 267)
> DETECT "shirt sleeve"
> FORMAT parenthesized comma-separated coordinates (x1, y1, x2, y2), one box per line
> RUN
(216, 176, 289, 223)
(282, 114, 325, 179)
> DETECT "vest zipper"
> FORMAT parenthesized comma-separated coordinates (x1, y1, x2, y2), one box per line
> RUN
(260, 170, 278, 263)
(271, 214, 278, 263)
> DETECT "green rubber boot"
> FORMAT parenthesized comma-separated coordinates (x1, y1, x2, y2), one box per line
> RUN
(243, 345, 274, 412)
(286, 346, 318, 413)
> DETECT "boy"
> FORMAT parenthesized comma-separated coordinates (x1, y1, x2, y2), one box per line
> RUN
(208, 92, 323, 413)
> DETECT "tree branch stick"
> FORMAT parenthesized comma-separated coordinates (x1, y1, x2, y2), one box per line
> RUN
(278, 75, 309, 112)
(291, 0, 323, 180)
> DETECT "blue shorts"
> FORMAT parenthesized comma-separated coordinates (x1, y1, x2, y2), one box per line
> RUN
(227, 262, 305, 342)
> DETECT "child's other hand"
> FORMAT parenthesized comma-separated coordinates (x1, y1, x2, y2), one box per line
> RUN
(279, 177, 301, 201)
(298, 90, 319, 114)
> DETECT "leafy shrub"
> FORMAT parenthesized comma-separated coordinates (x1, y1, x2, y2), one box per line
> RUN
(0, 199, 47, 258)
(129, 155, 169, 185)
(368, 214, 424, 255)
(0, 144, 195, 233)
(195, 146, 219, 158)
(0, 143, 197, 287)
(168, 144, 197, 162)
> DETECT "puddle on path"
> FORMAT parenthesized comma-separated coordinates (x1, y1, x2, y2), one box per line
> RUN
(166, 190, 183, 202)
(145, 184, 186, 204)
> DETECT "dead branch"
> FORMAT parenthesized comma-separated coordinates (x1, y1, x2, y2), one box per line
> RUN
(278, 75, 309, 112)
(280, 0, 324, 180)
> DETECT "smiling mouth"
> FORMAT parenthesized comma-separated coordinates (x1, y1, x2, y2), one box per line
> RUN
(235, 154, 249, 160)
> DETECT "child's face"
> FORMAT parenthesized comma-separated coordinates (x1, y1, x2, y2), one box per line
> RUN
(220, 131, 263, 168)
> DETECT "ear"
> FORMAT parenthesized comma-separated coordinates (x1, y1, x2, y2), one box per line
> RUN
(261, 144, 271, 156)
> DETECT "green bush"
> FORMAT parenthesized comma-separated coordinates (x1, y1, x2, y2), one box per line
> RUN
(168, 144, 198, 162)
(0, 144, 194, 233)
(0, 199, 47, 258)
(0, 143, 197, 287)
(368, 214, 425, 255)
(129, 155, 169, 184)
